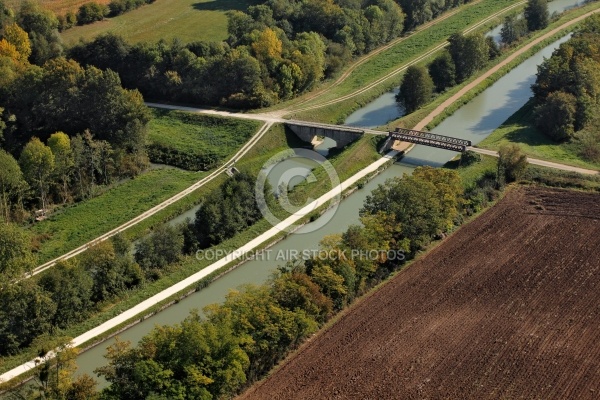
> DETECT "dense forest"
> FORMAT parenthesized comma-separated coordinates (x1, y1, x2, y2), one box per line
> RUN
(0, 0, 150, 226)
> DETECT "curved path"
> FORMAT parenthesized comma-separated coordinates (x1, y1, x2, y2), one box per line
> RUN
(27, 121, 274, 278)
(4, 4, 598, 386)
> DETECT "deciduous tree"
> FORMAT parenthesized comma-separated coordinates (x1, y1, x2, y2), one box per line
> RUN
(19, 136, 54, 212)
(524, 0, 549, 32)
(396, 64, 434, 113)
(0, 149, 26, 222)
(497, 143, 528, 183)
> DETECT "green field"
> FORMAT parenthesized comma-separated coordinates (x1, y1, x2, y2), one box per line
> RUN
(60, 0, 260, 45)
(479, 101, 600, 170)
(147, 109, 261, 161)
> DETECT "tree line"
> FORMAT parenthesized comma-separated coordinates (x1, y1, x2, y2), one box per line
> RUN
(68, 0, 476, 108)
(397, 30, 500, 113)
(0, 171, 265, 357)
(58, 0, 157, 31)
(531, 14, 600, 162)
(0, 2, 151, 222)
(1, 150, 530, 398)
(87, 164, 515, 399)
(395, 0, 572, 114)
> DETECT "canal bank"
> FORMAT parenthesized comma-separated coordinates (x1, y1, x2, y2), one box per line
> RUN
(71, 32, 579, 385)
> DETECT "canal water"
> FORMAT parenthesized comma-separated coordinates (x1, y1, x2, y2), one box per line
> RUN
(488, 0, 583, 44)
(74, 34, 573, 383)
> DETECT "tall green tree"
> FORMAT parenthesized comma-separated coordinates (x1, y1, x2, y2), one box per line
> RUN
(361, 167, 462, 252)
(428, 50, 456, 92)
(500, 14, 528, 45)
(396, 64, 434, 113)
(524, 0, 549, 32)
(48, 131, 74, 203)
(38, 260, 94, 328)
(0, 279, 56, 355)
(0, 149, 27, 222)
(135, 224, 184, 275)
(534, 90, 578, 141)
(0, 222, 35, 283)
(17, 0, 63, 64)
(448, 32, 490, 82)
(19, 136, 54, 212)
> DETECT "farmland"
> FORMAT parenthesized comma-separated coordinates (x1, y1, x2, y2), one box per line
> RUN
(240, 186, 600, 400)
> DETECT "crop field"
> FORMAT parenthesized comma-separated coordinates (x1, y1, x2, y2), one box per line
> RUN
(60, 0, 260, 45)
(240, 186, 600, 400)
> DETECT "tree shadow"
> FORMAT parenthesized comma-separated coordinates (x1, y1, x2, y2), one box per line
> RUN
(469, 76, 534, 138)
(192, 0, 262, 12)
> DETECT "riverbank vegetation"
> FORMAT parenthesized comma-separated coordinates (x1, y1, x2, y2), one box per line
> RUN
(0, 123, 380, 383)
(288, 0, 519, 122)
(50, 153, 548, 400)
(396, 0, 600, 131)
(480, 13, 600, 169)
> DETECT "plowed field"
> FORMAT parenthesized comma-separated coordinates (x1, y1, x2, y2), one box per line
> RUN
(239, 187, 600, 400)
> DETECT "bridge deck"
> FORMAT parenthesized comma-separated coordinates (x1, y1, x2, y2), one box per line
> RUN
(389, 127, 471, 152)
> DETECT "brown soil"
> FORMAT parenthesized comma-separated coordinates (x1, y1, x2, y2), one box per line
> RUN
(239, 186, 600, 400)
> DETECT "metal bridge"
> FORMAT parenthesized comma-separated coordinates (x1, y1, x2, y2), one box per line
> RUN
(389, 127, 471, 152)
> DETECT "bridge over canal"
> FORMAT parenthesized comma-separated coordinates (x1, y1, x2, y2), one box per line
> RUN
(285, 121, 471, 152)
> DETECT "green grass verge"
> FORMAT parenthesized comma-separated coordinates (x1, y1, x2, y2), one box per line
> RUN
(60, 0, 261, 45)
(395, 0, 600, 132)
(31, 168, 205, 263)
(147, 109, 260, 168)
(30, 111, 262, 264)
(148, 110, 260, 157)
(478, 100, 600, 170)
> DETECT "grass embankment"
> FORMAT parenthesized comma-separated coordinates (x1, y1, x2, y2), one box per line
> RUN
(31, 169, 204, 263)
(147, 109, 260, 170)
(60, 0, 260, 45)
(0, 123, 382, 377)
(148, 110, 259, 159)
(286, 0, 519, 123)
(30, 111, 259, 264)
(478, 101, 600, 171)
(395, 0, 600, 132)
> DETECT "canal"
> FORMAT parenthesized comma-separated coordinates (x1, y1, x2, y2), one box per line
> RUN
(74, 33, 573, 383)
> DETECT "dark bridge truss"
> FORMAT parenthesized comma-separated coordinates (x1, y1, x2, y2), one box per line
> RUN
(389, 128, 472, 152)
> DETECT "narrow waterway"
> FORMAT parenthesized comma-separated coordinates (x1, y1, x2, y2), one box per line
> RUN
(74, 34, 573, 383)
(488, 0, 582, 43)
